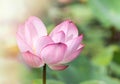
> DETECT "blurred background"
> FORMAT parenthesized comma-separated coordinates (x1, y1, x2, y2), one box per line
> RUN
(0, 0, 120, 84)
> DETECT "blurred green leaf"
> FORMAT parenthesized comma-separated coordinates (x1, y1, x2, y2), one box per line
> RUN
(90, 66, 107, 79)
(80, 77, 120, 84)
(89, 0, 120, 30)
(20, 67, 42, 84)
(110, 62, 120, 77)
(80, 80, 106, 84)
(113, 47, 120, 64)
(32, 79, 42, 84)
(33, 79, 64, 84)
(68, 4, 93, 24)
(103, 77, 120, 84)
(92, 45, 117, 66)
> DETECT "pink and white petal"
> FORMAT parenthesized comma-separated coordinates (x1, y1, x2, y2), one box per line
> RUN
(50, 20, 78, 41)
(16, 34, 32, 52)
(66, 20, 79, 41)
(77, 43, 84, 50)
(17, 25, 25, 40)
(50, 31, 65, 43)
(24, 23, 36, 46)
(22, 51, 44, 68)
(17, 24, 34, 48)
(27, 16, 47, 37)
(62, 44, 84, 64)
(34, 36, 54, 55)
(65, 35, 83, 56)
(50, 21, 68, 36)
(24, 16, 47, 46)
(48, 64, 68, 70)
(41, 43, 67, 65)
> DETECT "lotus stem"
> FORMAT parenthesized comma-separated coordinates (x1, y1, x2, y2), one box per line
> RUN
(43, 64, 46, 84)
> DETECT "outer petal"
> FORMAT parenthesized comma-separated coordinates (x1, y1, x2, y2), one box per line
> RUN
(50, 31, 65, 43)
(27, 16, 47, 37)
(34, 36, 54, 55)
(16, 16, 47, 50)
(17, 25, 25, 40)
(61, 44, 84, 64)
(48, 64, 68, 70)
(65, 35, 83, 56)
(22, 51, 44, 68)
(41, 43, 67, 65)
(50, 20, 78, 41)
(24, 16, 47, 46)
(16, 33, 32, 52)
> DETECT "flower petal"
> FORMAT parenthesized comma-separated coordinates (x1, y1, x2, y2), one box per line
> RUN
(50, 31, 65, 43)
(22, 51, 44, 68)
(17, 25, 25, 40)
(16, 33, 32, 52)
(24, 16, 47, 46)
(34, 36, 54, 55)
(17, 24, 32, 49)
(61, 44, 84, 64)
(41, 43, 67, 65)
(48, 64, 68, 70)
(50, 20, 78, 41)
(65, 35, 83, 56)
(27, 16, 47, 37)
(16, 16, 47, 50)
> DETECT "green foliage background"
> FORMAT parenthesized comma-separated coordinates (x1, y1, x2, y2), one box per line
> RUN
(23, 0, 120, 84)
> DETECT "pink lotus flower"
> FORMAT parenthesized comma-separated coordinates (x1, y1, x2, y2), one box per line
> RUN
(16, 16, 84, 70)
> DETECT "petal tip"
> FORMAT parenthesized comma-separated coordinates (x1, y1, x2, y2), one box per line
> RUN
(80, 34, 83, 38)
(78, 44, 85, 50)
(64, 19, 73, 24)
(49, 65, 69, 71)
(27, 16, 41, 23)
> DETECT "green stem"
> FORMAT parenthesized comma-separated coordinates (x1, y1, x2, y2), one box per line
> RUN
(43, 64, 46, 84)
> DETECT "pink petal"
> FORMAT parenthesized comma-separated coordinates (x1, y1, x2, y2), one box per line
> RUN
(16, 24, 36, 53)
(65, 35, 83, 56)
(50, 31, 65, 43)
(34, 36, 54, 55)
(22, 51, 44, 68)
(24, 16, 47, 46)
(41, 43, 67, 65)
(16, 33, 32, 52)
(27, 16, 47, 37)
(16, 16, 47, 50)
(48, 64, 68, 70)
(17, 25, 25, 40)
(50, 20, 78, 41)
(61, 44, 84, 64)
